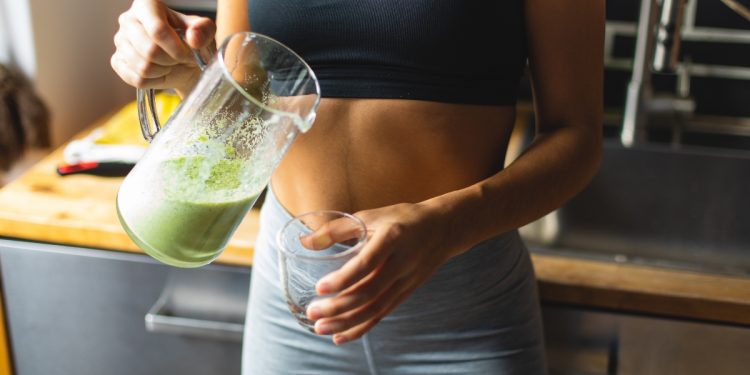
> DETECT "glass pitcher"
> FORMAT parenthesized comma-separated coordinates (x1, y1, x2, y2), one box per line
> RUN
(117, 32, 320, 268)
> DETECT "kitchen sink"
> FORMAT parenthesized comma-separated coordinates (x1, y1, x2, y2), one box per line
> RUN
(521, 140, 750, 277)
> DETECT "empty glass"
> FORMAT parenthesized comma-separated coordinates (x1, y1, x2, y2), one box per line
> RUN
(277, 211, 368, 332)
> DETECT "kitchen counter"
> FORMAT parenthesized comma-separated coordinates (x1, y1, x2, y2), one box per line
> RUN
(0, 116, 257, 267)
(532, 252, 750, 326)
(1, 115, 750, 328)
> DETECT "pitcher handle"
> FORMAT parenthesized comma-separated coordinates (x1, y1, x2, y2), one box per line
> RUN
(136, 37, 209, 142)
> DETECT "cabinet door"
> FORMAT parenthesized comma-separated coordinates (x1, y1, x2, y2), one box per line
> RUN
(0, 239, 250, 375)
(543, 304, 750, 375)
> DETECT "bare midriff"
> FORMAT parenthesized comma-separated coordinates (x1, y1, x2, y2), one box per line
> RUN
(272, 98, 517, 215)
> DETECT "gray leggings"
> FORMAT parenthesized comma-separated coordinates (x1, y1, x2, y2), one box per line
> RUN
(242, 188, 547, 374)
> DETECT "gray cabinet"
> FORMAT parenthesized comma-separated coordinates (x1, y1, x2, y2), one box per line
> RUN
(544, 304, 750, 375)
(0, 239, 250, 375)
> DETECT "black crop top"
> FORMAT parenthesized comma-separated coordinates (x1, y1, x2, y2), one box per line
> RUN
(249, 0, 527, 105)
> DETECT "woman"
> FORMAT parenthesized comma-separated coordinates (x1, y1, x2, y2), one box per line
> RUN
(112, 0, 603, 373)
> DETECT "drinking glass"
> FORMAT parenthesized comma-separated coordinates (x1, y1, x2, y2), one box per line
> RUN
(277, 211, 368, 332)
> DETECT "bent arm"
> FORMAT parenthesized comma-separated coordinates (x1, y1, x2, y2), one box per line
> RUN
(424, 0, 605, 255)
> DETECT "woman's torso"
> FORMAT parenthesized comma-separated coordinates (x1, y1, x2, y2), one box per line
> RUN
(272, 100, 516, 214)
(251, 0, 527, 214)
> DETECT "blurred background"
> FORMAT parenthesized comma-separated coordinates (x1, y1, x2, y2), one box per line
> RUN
(0, 0, 134, 183)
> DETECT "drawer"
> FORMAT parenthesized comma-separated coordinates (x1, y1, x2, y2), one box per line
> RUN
(0, 239, 250, 375)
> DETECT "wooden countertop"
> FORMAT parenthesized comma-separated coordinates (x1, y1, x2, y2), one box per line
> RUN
(532, 253, 750, 326)
(1, 114, 749, 327)
(0, 117, 257, 267)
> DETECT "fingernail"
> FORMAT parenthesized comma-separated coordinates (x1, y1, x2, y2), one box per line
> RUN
(333, 334, 348, 345)
(312, 233, 332, 249)
(316, 278, 332, 295)
(315, 321, 337, 335)
(307, 304, 322, 320)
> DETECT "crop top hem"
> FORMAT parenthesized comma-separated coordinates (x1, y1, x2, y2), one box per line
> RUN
(315, 67, 521, 106)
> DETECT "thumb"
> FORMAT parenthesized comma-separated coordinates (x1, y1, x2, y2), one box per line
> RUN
(172, 13, 216, 50)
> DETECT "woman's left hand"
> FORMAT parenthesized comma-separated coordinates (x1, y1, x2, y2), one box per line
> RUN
(305, 202, 458, 345)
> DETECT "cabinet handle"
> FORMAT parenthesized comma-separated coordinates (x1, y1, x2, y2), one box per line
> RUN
(145, 296, 244, 343)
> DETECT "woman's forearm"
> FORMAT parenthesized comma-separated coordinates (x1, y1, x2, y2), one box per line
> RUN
(216, 0, 250, 43)
(422, 123, 602, 255)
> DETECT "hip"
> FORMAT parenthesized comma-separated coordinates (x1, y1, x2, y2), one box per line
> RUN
(245, 187, 547, 373)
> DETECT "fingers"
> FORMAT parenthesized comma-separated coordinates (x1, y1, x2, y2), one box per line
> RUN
(313, 278, 404, 335)
(179, 14, 217, 49)
(116, 15, 178, 66)
(111, 50, 201, 90)
(333, 291, 411, 345)
(111, 0, 215, 91)
(113, 32, 173, 80)
(110, 52, 166, 88)
(307, 256, 402, 320)
(320, 282, 416, 345)
(315, 226, 400, 295)
(130, 0, 192, 63)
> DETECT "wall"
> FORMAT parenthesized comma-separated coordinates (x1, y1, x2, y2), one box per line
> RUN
(4, 0, 137, 147)
(0, 0, 34, 78)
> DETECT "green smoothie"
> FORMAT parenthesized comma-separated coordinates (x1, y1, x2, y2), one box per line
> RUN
(118, 155, 260, 268)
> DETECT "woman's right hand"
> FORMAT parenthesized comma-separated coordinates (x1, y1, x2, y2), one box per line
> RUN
(111, 0, 216, 95)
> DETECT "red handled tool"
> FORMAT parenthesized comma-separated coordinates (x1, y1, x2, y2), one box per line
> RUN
(56, 162, 134, 177)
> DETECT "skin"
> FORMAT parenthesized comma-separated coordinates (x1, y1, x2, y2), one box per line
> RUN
(112, 0, 603, 346)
